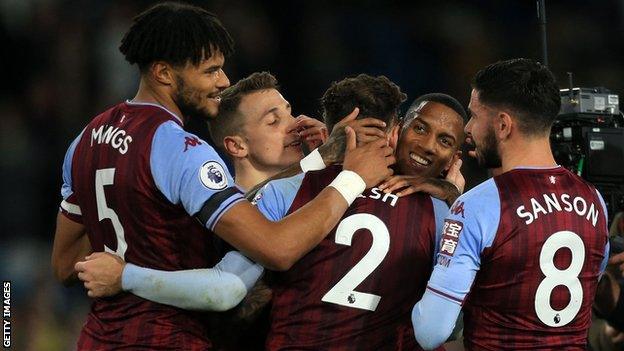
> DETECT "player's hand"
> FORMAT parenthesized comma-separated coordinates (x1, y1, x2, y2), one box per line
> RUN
(445, 155, 465, 194)
(379, 175, 461, 205)
(75, 252, 126, 298)
(379, 157, 463, 205)
(318, 108, 387, 164)
(343, 126, 395, 188)
(295, 115, 328, 150)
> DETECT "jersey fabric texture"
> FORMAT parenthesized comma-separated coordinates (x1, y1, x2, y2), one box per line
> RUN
(426, 166, 609, 350)
(255, 165, 448, 351)
(60, 101, 243, 350)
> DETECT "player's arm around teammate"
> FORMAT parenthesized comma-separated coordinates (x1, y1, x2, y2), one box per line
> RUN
(76, 126, 394, 298)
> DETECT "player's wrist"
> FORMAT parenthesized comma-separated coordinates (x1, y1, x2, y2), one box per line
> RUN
(329, 170, 366, 206)
(120, 262, 136, 292)
(300, 148, 326, 172)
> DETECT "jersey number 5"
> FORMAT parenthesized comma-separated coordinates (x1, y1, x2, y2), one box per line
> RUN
(95, 168, 128, 258)
(535, 230, 585, 327)
(321, 213, 390, 312)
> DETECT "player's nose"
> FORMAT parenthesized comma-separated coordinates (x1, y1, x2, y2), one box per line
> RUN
(217, 70, 230, 89)
(285, 115, 299, 134)
(421, 134, 436, 155)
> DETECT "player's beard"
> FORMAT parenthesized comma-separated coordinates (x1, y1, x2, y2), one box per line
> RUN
(173, 76, 214, 122)
(476, 125, 502, 169)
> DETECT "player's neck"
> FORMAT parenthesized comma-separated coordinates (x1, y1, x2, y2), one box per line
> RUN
(131, 79, 186, 124)
(499, 136, 557, 173)
(234, 161, 281, 192)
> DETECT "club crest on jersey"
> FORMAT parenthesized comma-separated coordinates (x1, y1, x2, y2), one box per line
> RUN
(439, 219, 463, 257)
(199, 161, 228, 190)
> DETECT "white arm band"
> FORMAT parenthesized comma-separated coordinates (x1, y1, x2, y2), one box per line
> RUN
(299, 148, 326, 172)
(328, 170, 366, 206)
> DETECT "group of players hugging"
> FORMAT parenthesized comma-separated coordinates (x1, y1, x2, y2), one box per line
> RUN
(51, 2, 612, 350)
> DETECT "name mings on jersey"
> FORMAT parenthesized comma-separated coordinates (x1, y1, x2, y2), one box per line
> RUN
(91, 124, 133, 154)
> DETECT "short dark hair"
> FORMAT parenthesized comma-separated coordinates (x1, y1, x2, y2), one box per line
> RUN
(321, 74, 407, 132)
(119, 2, 234, 71)
(472, 58, 561, 135)
(404, 93, 467, 126)
(209, 72, 279, 150)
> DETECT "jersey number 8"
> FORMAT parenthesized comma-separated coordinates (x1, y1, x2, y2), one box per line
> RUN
(535, 230, 585, 327)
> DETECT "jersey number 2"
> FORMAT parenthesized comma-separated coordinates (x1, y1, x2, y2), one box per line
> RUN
(321, 213, 390, 312)
(95, 168, 128, 258)
(535, 230, 585, 327)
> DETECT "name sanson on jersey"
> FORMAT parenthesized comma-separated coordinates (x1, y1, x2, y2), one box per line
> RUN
(516, 191, 600, 227)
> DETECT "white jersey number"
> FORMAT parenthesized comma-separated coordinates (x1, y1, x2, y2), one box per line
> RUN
(534, 230, 585, 327)
(95, 168, 128, 258)
(321, 213, 390, 312)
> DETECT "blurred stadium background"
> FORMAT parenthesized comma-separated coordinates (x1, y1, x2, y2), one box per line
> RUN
(0, 0, 622, 349)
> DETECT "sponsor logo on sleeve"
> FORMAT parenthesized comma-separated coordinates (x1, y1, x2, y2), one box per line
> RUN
(184, 136, 202, 152)
(450, 201, 465, 218)
(199, 161, 228, 190)
(439, 219, 463, 257)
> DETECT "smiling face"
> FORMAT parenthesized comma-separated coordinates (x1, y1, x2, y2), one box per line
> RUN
(465, 89, 502, 169)
(238, 89, 304, 172)
(172, 50, 231, 120)
(395, 101, 464, 177)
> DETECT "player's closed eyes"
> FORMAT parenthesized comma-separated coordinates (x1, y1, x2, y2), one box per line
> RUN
(204, 68, 221, 76)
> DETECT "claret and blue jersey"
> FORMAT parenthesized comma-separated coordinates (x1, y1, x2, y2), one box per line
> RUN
(413, 166, 610, 351)
(255, 165, 449, 351)
(60, 101, 244, 350)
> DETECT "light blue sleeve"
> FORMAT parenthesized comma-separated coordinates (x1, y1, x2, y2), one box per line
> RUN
(426, 178, 500, 303)
(412, 290, 462, 350)
(150, 121, 244, 230)
(121, 251, 264, 311)
(60, 131, 84, 200)
(412, 179, 500, 349)
(431, 197, 450, 265)
(596, 189, 610, 274)
(253, 173, 305, 221)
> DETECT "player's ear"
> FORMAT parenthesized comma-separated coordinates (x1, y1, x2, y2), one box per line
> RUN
(388, 124, 400, 149)
(223, 136, 247, 159)
(150, 61, 176, 86)
(497, 111, 513, 140)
